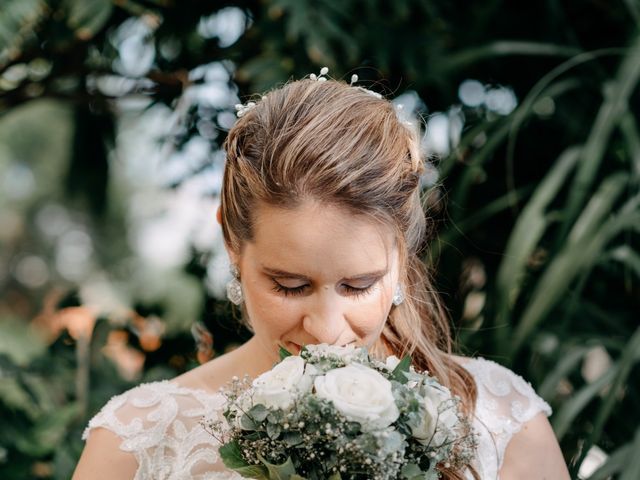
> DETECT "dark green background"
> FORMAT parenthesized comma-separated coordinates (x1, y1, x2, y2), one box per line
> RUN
(0, 1, 638, 478)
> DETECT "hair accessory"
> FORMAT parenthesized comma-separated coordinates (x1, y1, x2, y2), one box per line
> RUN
(226, 264, 244, 305)
(234, 101, 255, 118)
(349, 72, 383, 99)
(234, 67, 384, 119)
(309, 66, 329, 82)
(392, 284, 405, 306)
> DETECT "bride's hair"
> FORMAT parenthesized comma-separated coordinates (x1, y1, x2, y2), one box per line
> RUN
(221, 78, 477, 479)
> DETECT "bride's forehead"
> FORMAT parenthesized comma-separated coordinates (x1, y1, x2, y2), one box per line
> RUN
(246, 200, 397, 257)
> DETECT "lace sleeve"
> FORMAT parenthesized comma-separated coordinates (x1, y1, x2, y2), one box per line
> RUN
(82, 381, 241, 480)
(463, 358, 552, 478)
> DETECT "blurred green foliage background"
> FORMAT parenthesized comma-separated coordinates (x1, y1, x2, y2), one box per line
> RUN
(0, 0, 638, 478)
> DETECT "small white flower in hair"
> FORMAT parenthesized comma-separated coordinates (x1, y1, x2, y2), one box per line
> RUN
(349, 72, 383, 99)
(310, 67, 330, 82)
(235, 101, 257, 118)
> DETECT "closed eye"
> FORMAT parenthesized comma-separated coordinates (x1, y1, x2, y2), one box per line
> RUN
(270, 278, 381, 299)
(341, 283, 375, 299)
(271, 280, 308, 297)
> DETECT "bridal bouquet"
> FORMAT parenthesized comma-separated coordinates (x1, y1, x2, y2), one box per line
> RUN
(204, 344, 476, 480)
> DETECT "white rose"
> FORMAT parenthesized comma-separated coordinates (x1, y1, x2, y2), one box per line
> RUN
(411, 395, 438, 445)
(413, 386, 459, 446)
(433, 401, 459, 445)
(252, 356, 312, 410)
(314, 363, 399, 430)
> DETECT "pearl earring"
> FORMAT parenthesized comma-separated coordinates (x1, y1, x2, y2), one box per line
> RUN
(392, 284, 404, 306)
(226, 264, 243, 305)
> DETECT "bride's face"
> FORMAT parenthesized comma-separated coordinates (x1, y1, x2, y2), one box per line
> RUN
(231, 199, 400, 363)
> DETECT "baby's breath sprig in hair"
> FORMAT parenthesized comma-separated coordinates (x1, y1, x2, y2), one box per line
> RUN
(350, 73, 383, 99)
(309, 66, 329, 82)
(234, 95, 266, 118)
(233, 67, 388, 118)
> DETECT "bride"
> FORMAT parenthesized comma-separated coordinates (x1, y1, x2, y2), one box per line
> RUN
(73, 74, 570, 479)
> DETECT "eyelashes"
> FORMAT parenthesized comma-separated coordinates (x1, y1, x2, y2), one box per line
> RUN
(270, 280, 376, 299)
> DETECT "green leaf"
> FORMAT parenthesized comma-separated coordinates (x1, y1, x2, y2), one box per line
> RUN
(560, 35, 640, 240)
(0, 0, 45, 68)
(576, 328, 640, 469)
(63, 0, 113, 40)
(620, 424, 640, 480)
(219, 441, 249, 469)
(249, 404, 269, 422)
(241, 413, 258, 430)
(279, 346, 293, 360)
(266, 421, 281, 439)
(538, 345, 589, 400)
(552, 366, 617, 440)
(282, 431, 303, 446)
(586, 443, 631, 479)
(391, 355, 412, 383)
(401, 463, 423, 478)
(220, 442, 269, 478)
(15, 403, 79, 457)
(258, 454, 296, 479)
(510, 172, 631, 354)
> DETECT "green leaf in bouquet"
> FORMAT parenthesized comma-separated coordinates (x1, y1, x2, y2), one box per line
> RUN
(279, 346, 293, 360)
(391, 355, 412, 384)
(258, 454, 297, 479)
(241, 413, 258, 430)
(249, 404, 269, 422)
(327, 473, 342, 480)
(267, 409, 285, 424)
(344, 421, 361, 435)
(220, 441, 269, 479)
(282, 431, 303, 446)
(220, 441, 249, 469)
(401, 463, 423, 479)
(266, 421, 281, 439)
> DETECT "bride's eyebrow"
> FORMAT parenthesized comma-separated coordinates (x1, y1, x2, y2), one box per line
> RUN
(262, 266, 387, 281)
(262, 267, 310, 280)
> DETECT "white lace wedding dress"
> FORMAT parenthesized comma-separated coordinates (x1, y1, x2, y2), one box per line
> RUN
(83, 357, 551, 480)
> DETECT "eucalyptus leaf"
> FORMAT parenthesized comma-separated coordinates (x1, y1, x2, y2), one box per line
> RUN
(258, 454, 296, 479)
(266, 421, 281, 439)
(219, 441, 250, 469)
(241, 413, 258, 430)
(279, 346, 293, 360)
(63, 0, 113, 40)
(391, 355, 412, 384)
(249, 404, 269, 422)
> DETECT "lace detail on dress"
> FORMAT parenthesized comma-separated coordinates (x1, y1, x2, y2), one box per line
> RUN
(82, 381, 242, 480)
(82, 359, 551, 480)
(462, 357, 552, 480)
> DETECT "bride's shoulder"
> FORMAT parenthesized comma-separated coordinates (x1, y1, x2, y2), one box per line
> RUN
(452, 355, 552, 422)
(449, 355, 570, 479)
(82, 379, 225, 445)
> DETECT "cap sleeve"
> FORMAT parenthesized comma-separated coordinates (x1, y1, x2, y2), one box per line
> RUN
(463, 357, 552, 474)
(82, 380, 236, 479)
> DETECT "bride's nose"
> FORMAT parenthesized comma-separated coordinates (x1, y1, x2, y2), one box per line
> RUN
(302, 293, 348, 345)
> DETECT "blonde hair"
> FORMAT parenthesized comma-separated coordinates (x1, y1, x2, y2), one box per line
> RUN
(221, 78, 477, 478)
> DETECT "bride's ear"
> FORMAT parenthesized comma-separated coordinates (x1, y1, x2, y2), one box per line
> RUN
(216, 205, 222, 225)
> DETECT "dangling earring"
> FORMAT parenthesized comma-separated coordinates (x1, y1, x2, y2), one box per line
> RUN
(226, 264, 243, 305)
(392, 284, 405, 306)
